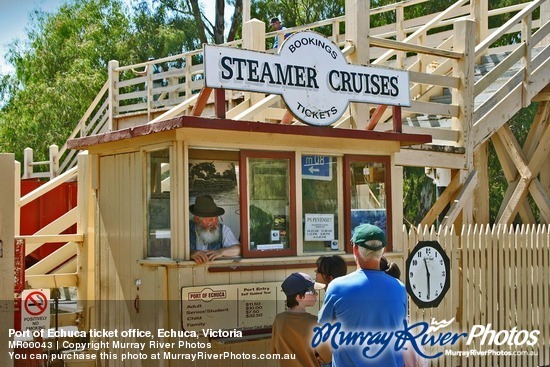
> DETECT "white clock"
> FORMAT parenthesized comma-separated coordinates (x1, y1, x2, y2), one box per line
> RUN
(405, 241, 450, 308)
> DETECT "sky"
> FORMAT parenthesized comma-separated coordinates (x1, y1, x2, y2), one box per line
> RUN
(0, 0, 65, 73)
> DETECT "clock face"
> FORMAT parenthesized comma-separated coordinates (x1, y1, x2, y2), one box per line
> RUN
(406, 241, 450, 308)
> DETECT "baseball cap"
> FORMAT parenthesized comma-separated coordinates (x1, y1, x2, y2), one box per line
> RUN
(270, 17, 280, 23)
(351, 224, 387, 250)
(281, 272, 324, 296)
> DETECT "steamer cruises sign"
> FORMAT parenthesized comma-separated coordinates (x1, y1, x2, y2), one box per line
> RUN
(204, 31, 410, 126)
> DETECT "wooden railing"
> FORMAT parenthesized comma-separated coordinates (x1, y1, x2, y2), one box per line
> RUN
(17, 165, 81, 288)
(28, 0, 549, 178)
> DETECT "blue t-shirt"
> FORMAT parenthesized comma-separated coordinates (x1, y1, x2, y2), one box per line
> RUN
(318, 269, 407, 367)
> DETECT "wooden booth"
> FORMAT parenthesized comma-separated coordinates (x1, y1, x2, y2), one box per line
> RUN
(66, 31, 431, 366)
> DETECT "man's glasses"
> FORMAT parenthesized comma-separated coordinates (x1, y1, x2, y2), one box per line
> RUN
(305, 288, 318, 295)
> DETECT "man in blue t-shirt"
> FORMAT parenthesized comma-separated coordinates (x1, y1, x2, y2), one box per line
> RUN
(318, 224, 407, 367)
(189, 195, 240, 264)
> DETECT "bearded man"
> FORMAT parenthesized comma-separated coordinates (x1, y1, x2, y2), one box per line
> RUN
(189, 195, 241, 264)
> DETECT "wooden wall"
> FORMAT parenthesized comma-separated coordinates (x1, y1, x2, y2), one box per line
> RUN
(91, 150, 548, 367)
(407, 224, 549, 367)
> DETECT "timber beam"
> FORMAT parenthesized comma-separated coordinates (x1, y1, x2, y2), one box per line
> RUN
(495, 102, 550, 224)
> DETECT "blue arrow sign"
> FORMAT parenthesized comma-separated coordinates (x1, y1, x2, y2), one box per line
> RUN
(302, 156, 332, 181)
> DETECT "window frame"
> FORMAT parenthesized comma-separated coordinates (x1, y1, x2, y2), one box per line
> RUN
(239, 150, 297, 258)
(144, 144, 173, 259)
(299, 154, 342, 254)
(343, 154, 393, 253)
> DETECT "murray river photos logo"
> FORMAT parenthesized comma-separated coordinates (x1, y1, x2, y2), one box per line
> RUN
(311, 318, 540, 360)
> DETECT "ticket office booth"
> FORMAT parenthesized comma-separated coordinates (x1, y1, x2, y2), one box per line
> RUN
(84, 117, 430, 261)
(70, 116, 430, 361)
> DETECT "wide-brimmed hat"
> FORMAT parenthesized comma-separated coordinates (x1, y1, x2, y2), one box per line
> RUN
(281, 272, 324, 296)
(189, 195, 225, 217)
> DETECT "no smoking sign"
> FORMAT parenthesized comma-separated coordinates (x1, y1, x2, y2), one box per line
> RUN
(21, 289, 50, 332)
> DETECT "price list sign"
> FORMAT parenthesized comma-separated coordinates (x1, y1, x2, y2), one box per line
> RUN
(238, 285, 280, 331)
(181, 282, 284, 332)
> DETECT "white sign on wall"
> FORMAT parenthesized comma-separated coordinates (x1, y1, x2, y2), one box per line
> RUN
(21, 288, 50, 333)
(204, 31, 410, 126)
(305, 214, 335, 241)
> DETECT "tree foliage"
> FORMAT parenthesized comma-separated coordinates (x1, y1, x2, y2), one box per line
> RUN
(0, 0, 206, 164)
(251, 0, 344, 31)
(0, 0, 135, 163)
(157, 0, 243, 44)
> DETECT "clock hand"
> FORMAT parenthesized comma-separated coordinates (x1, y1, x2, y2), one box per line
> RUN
(424, 258, 431, 296)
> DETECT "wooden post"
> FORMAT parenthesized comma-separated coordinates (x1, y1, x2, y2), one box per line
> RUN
(541, 0, 550, 46)
(473, 142, 490, 224)
(215, 88, 226, 118)
(345, 0, 370, 129)
(452, 20, 475, 226)
(185, 54, 192, 101)
(331, 20, 340, 43)
(395, 5, 405, 70)
(521, 13, 533, 108)
(0, 154, 16, 367)
(108, 60, 119, 131)
(391, 164, 404, 251)
(392, 106, 402, 133)
(49, 144, 59, 179)
(168, 66, 177, 102)
(471, 0, 488, 62)
(76, 152, 95, 331)
(23, 147, 33, 179)
(242, 19, 266, 112)
(243, 0, 251, 23)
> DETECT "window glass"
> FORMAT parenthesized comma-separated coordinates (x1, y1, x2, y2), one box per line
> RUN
(248, 158, 291, 252)
(146, 149, 171, 257)
(188, 159, 240, 240)
(301, 155, 339, 252)
(348, 160, 389, 240)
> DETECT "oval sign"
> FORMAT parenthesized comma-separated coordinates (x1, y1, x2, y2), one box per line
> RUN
(205, 31, 410, 126)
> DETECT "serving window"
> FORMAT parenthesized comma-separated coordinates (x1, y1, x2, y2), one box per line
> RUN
(188, 149, 241, 241)
(344, 155, 392, 252)
(301, 155, 340, 252)
(239, 150, 296, 257)
(181, 148, 392, 260)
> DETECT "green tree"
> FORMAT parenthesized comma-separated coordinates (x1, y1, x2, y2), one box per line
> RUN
(251, 0, 344, 34)
(157, 0, 243, 44)
(0, 0, 135, 164)
(0, 0, 194, 165)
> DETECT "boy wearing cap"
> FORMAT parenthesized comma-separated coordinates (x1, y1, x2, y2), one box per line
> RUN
(318, 224, 407, 367)
(271, 272, 331, 366)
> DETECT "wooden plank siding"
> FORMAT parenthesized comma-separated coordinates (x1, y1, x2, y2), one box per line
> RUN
(404, 224, 549, 367)
(89, 218, 549, 367)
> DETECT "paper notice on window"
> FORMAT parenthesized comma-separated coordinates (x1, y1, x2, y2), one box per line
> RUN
(305, 214, 334, 241)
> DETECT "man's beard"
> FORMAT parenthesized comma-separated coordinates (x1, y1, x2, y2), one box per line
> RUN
(197, 225, 222, 246)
